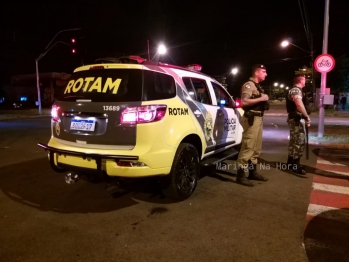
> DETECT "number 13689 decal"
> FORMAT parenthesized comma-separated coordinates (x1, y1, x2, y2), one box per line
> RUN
(103, 106, 120, 111)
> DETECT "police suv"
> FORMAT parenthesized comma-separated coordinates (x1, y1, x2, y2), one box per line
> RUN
(38, 56, 243, 200)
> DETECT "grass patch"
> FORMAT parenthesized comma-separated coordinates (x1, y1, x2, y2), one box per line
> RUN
(309, 125, 349, 144)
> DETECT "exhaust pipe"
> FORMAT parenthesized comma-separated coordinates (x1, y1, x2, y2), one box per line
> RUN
(65, 172, 80, 184)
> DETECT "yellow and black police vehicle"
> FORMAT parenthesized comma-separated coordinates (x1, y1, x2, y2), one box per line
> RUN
(38, 56, 243, 200)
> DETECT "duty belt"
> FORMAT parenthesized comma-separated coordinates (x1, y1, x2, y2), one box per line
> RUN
(244, 110, 263, 126)
(245, 111, 264, 117)
(288, 112, 303, 120)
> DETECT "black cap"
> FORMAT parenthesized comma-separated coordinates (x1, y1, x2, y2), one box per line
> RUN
(252, 64, 266, 70)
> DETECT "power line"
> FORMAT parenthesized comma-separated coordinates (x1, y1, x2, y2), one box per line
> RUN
(298, 0, 312, 50)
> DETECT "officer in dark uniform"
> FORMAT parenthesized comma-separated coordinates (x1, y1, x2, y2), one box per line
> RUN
(236, 64, 270, 187)
(286, 75, 311, 174)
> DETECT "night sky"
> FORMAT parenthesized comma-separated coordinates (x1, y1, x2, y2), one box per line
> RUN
(1, 0, 348, 91)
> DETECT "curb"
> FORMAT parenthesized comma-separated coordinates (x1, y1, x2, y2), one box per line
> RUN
(0, 114, 50, 121)
(309, 142, 349, 150)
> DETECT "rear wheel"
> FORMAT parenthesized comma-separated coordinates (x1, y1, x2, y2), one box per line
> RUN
(160, 143, 199, 201)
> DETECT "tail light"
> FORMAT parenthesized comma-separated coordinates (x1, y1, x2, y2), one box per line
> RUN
(51, 105, 60, 122)
(120, 105, 167, 124)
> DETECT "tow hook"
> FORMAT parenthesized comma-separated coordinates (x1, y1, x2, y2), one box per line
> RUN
(64, 172, 80, 184)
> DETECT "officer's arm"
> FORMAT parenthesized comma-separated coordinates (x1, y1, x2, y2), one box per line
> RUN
(241, 93, 268, 107)
(294, 98, 310, 120)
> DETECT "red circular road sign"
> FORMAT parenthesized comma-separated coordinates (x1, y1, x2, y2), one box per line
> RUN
(314, 54, 335, 73)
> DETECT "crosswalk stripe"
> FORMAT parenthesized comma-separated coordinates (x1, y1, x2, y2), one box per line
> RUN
(316, 159, 346, 166)
(313, 182, 349, 195)
(315, 163, 349, 173)
(309, 188, 349, 208)
(307, 203, 349, 221)
(324, 170, 349, 177)
(313, 175, 349, 187)
(306, 152, 349, 226)
(307, 203, 337, 217)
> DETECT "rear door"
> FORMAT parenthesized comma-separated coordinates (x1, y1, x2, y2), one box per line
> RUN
(52, 68, 177, 148)
(52, 68, 143, 148)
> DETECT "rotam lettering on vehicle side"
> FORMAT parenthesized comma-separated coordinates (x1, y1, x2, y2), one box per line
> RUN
(64, 77, 122, 94)
(168, 108, 189, 115)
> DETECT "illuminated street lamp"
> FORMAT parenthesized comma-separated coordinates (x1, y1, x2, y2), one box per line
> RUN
(151, 43, 167, 61)
(231, 67, 238, 82)
(231, 67, 238, 75)
(281, 40, 310, 54)
(157, 44, 167, 55)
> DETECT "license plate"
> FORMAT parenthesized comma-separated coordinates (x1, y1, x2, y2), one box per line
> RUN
(70, 119, 96, 131)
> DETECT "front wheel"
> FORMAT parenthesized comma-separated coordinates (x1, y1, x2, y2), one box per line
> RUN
(160, 143, 200, 201)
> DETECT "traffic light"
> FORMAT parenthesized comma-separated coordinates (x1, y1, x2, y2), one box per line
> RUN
(71, 38, 77, 54)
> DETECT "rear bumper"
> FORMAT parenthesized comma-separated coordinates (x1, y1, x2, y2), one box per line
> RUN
(38, 143, 171, 177)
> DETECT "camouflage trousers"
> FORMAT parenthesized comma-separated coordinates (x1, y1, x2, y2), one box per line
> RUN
(287, 118, 305, 159)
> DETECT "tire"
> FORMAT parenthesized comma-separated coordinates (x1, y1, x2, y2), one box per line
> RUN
(160, 143, 200, 201)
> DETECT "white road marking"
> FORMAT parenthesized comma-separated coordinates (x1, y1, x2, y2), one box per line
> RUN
(324, 170, 349, 177)
(313, 182, 349, 195)
(307, 203, 336, 217)
(307, 203, 349, 221)
(317, 159, 346, 166)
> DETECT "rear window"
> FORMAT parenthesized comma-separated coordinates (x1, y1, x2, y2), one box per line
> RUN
(57, 68, 176, 102)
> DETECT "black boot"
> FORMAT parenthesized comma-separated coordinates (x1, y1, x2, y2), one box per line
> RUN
(248, 164, 268, 181)
(236, 167, 254, 187)
(287, 155, 293, 165)
(287, 156, 295, 170)
(291, 158, 306, 175)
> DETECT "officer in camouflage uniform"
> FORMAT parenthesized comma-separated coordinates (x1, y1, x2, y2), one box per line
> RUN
(236, 64, 270, 187)
(286, 75, 311, 174)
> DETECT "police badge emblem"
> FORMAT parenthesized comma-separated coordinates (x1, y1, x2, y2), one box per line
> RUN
(55, 122, 60, 136)
(204, 112, 213, 142)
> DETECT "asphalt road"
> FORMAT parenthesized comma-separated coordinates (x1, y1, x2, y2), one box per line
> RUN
(0, 113, 347, 262)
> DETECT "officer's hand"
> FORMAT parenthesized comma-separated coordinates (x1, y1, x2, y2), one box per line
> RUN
(260, 94, 269, 101)
(306, 117, 311, 127)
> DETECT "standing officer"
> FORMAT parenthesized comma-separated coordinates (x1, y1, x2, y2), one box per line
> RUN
(286, 75, 311, 174)
(236, 64, 270, 187)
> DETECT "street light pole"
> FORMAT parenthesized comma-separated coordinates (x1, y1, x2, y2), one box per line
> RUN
(35, 28, 81, 114)
(281, 39, 315, 104)
(35, 59, 41, 114)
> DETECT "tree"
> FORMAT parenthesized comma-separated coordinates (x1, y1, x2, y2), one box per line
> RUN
(294, 65, 317, 94)
(0, 83, 7, 105)
(328, 54, 349, 93)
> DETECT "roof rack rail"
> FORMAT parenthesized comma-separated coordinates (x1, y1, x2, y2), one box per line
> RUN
(118, 55, 146, 64)
(94, 57, 121, 63)
(94, 55, 146, 64)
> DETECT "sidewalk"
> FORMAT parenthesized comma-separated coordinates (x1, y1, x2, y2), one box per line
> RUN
(0, 108, 51, 121)
(266, 100, 349, 118)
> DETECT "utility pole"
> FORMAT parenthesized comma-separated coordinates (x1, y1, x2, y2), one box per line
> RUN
(318, 0, 330, 137)
(310, 34, 316, 107)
